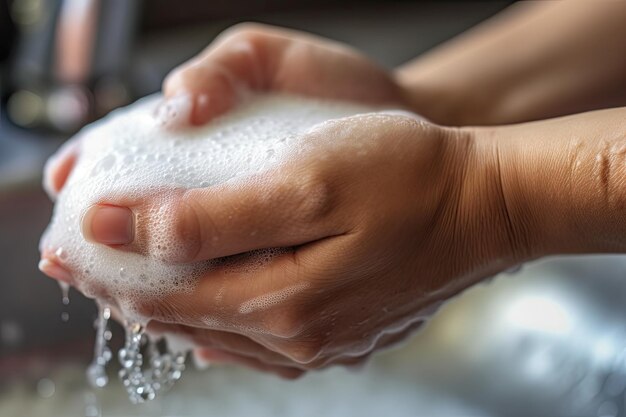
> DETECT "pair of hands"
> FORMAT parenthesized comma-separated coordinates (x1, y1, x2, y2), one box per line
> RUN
(41, 24, 528, 378)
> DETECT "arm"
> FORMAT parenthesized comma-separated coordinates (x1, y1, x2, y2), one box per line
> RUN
(396, 1, 626, 125)
(45, 9, 625, 196)
(477, 105, 626, 257)
(67, 106, 626, 375)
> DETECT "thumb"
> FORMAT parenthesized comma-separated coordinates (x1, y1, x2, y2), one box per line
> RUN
(81, 169, 344, 263)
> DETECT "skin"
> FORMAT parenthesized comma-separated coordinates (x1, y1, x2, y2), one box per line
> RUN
(40, 1, 626, 378)
(397, 0, 626, 125)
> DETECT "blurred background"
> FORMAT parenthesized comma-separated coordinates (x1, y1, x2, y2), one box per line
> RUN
(2, 1, 626, 416)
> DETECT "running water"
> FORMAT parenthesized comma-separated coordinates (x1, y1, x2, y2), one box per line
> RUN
(118, 323, 186, 403)
(41, 94, 386, 403)
(87, 304, 112, 388)
(59, 281, 70, 322)
(86, 304, 186, 403)
(59, 281, 70, 305)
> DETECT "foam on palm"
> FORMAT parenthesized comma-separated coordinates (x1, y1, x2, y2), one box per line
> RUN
(40, 93, 378, 402)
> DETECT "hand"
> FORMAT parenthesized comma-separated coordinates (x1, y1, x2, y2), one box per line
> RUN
(74, 114, 526, 377)
(161, 23, 406, 125)
(43, 23, 407, 200)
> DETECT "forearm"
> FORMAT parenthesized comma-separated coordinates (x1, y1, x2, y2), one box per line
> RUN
(472, 106, 626, 260)
(396, 1, 626, 126)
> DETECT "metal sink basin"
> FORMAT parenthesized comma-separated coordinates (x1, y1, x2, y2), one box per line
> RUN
(3, 255, 626, 416)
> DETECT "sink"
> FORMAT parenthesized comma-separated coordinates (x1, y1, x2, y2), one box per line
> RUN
(3, 255, 626, 416)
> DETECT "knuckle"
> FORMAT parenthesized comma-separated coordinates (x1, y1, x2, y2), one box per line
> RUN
(167, 190, 206, 263)
(164, 61, 217, 93)
(163, 58, 200, 87)
(218, 22, 270, 46)
(264, 312, 304, 339)
(283, 172, 334, 226)
(139, 298, 178, 322)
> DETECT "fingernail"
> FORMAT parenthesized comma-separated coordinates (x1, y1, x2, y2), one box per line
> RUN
(39, 258, 73, 284)
(82, 205, 134, 245)
(154, 93, 193, 129)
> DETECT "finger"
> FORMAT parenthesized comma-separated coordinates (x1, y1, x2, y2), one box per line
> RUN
(161, 23, 402, 126)
(168, 173, 342, 262)
(141, 251, 310, 339)
(38, 247, 75, 285)
(162, 23, 287, 125)
(38, 257, 73, 285)
(375, 319, 426, 352)
(43, 136, 82, 199)
(194, 347, 304, 379)
(80, 167, 347, 263)
(149, 321, 300, 368)
(303, 319, 425, 371)
(337, 319, 425, 368)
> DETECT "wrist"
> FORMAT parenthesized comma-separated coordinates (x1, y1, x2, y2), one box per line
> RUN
(467, 125, 566, 261)
(449, 126, 540, 270)
(471, 108, 626, 257)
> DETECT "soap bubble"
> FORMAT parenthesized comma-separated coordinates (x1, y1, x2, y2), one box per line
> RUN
(43, 94, 383, 402)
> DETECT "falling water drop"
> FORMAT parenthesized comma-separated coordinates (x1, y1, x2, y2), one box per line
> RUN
(85, 299, 186, 402)
(117, 323, 186, 404)
(59, 281, 70, 322)
(87, 304, 112, 388)
(59, 281, 70, 305)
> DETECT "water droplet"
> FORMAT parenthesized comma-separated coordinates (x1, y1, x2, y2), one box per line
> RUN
(87, 363, 109, 388)
(87, 304, 112, 389)
(113, 322, 187, 403)
(58, 281, 70, 305)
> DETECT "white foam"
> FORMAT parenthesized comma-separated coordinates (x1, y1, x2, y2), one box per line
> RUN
(41, 93, 380, 323)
